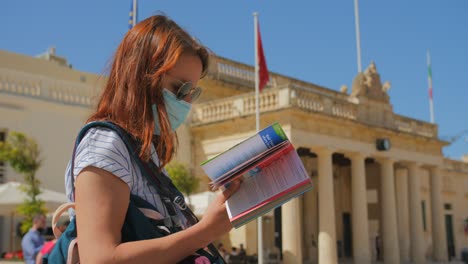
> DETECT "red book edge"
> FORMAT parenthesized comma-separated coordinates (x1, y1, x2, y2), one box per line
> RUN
(231, 182, 313, 228)
(229, 178, 312, 222)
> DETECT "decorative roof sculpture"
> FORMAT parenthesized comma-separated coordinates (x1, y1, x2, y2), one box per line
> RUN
(350, 61, 391, 103)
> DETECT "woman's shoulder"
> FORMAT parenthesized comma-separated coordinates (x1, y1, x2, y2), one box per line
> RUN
(74, 126, 133, 170)
(79, 127, 128, 152)
(82, 126, 123, 143)
(72, 126, 135, 187)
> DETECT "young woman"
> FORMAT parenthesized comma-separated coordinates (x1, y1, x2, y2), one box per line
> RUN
(65, 14, 240, 263)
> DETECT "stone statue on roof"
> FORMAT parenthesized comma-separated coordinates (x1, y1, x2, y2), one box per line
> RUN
(350, 61, 390, 103)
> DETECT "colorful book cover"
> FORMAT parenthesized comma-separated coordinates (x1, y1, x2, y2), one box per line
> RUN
(201, 122, 287, 181)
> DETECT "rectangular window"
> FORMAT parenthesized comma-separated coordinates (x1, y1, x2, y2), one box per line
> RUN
(0, 131, 5, 183)
(421, 201, 427, 231)
(444, 203, 452, 210)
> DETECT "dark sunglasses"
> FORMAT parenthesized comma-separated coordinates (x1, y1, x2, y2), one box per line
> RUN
(174, 82, 202, 102)
(164, 74, 202, 102)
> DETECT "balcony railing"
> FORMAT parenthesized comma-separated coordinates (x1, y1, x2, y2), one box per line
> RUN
(394, 114, 438, 138)
(192, 87, 358, 124)
(444, 159, 468, 174)
(0, 68, 94, 107)
(192, 89, 280, 124)
(192, 86, 438, 139)
(209, 56, 279, 89)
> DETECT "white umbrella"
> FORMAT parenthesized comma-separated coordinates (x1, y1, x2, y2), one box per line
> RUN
(187, 190, 218, 216)
(0, 181, 68, 215)
(0, 181, 68, 252)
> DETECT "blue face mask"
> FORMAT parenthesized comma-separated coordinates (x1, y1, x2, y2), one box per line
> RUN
(152, 88, 191, 135)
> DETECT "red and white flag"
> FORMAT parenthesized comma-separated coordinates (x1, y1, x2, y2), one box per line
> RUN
(256, 22, 269, 91)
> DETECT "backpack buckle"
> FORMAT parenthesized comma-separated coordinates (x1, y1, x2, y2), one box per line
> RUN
(173, 196, 187, 210)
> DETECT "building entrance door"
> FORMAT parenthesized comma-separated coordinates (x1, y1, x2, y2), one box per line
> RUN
(274, 207, 282, 260)
(445, 214, 456, 260)
(342, 212, 353, 258)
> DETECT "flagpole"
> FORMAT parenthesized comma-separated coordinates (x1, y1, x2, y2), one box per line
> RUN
(354, 0, 362, 73)
(253, 11, 264, 264)
(132, 0, 138, 27)
(254, 13, 260, 133)
(427, 50, 435, 123)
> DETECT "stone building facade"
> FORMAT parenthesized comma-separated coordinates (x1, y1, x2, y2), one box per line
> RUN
(0, 49, 467, 263)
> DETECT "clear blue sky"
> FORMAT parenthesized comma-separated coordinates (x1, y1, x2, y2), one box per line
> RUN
(1, 1, 467, 159)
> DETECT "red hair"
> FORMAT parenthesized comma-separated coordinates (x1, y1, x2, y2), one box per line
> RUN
(88, 15, 209, 167)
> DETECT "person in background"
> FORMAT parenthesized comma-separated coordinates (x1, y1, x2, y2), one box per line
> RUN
(35, 219, 70, 264)
(218, 243, 227, 254)
(239, 243, 246, 257)
(21, 214, 46, 264)
(230, 247, 239, 257)
(375, 233, 381, 261)
(218, 243, 229, 262)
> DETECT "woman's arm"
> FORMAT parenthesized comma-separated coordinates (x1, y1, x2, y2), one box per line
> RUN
(75, 166, 239, 264)
(35, 251, 43, 264)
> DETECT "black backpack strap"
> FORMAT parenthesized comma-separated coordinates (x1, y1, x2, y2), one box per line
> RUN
(142, 158, 225, 263)
(132, 155, 198, 228)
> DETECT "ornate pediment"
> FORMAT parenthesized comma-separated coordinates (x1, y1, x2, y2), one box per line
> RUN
(350, 62, 390, 103)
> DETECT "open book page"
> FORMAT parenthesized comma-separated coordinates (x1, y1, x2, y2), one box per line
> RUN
(201, 123, 287, 181)
(226, 146, 310, 219)
(210, 141, 290, 189)
(230, 182, 312, 227)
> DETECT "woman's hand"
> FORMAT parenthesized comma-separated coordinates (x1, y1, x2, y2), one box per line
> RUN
(198, 180, 241, 240)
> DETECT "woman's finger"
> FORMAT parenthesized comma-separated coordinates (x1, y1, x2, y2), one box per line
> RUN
(222, 180, 241, 200)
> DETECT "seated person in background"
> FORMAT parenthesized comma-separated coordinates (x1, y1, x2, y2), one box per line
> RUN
(35, 219, 70, 264)
(21, 214, 46, 264)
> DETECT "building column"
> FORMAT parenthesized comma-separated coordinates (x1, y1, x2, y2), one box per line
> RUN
(429, 166, 448, 261)
(316, 147, 338, 264)
(303, 189, 318, 262)
(395, 167, 410, 262)
(281, 197, 303, 264)
(408, 163, 426, 264)
(378, 157, 400, 264)
(349, 152, 371, 264)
